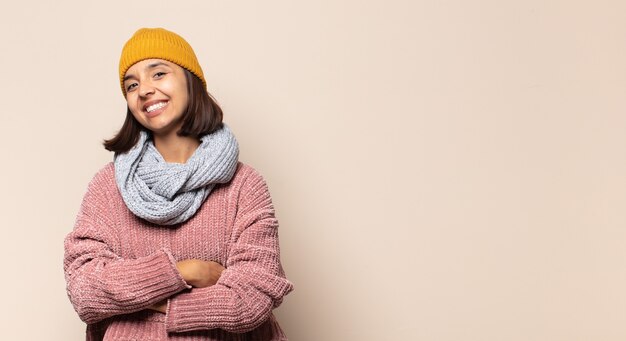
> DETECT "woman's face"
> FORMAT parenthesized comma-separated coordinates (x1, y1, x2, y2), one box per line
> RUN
(123, 59, 189, 136)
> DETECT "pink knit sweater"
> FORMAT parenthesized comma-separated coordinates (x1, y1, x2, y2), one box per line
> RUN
(64, 162, 293, 340)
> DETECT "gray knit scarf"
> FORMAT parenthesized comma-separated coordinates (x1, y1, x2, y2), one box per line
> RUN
(114, 124, 239, 226)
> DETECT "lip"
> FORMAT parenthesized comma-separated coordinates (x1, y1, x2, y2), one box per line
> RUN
(143, 100, 169, 118)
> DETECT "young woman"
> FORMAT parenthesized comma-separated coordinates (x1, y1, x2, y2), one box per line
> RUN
(64, 28, 293, 340)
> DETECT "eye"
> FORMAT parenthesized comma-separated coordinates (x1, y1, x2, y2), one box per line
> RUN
(154, 71, 166, 79)
(126, 82, 138, 92)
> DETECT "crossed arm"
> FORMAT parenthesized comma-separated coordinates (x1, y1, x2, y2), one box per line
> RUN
(64, 168, 293, 333)
(147, 259, 225, 313)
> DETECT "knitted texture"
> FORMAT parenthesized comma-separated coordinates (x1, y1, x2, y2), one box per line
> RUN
(119, 27, 206, 95)
(64, 162, 293, 340)
(114, 125, 239, 225)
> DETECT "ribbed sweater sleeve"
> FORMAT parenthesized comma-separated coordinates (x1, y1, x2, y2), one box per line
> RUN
(165, 168, 294, 333)
(63, 168, 191, 324)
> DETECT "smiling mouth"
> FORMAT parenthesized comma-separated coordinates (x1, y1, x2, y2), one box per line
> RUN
(145, 101, 168, 113)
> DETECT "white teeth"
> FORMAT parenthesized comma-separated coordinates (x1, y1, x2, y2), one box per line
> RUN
(146, 102, 167, 113)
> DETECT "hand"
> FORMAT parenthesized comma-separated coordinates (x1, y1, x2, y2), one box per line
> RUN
(176, 259, 225, 288)
(148, 300, 167, 313)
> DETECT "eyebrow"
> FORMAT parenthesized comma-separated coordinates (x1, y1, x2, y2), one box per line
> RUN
(123, 62, 172, 82)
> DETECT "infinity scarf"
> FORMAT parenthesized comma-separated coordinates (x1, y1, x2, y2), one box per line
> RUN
(114, 125, 239, 225)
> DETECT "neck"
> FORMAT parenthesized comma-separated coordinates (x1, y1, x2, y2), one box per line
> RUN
(153, 132, 200, 164)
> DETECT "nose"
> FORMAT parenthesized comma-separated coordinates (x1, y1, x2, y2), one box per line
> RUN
(138, 82, 155, 97)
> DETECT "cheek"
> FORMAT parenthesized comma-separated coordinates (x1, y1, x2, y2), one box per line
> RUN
(179, 92, 190, 110)
(127, 104, 141, 118)
(170, 83, 189, 111)
(127, 103, 144, 122)
(126, 95, 139, 112)
(175, 78, 189, 106)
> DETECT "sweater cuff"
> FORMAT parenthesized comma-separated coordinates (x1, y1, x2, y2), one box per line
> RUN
(165, 285, 213, 332)
(161, 249, 192, 291)
(139, 249, 191, 300)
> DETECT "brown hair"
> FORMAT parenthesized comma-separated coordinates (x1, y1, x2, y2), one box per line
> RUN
(103, 70, 223, 153)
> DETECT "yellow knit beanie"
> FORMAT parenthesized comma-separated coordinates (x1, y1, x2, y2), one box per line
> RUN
(119, 28, 206, 96)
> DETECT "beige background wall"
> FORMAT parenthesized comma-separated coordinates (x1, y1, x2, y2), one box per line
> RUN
(0, 1, 624, 340)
